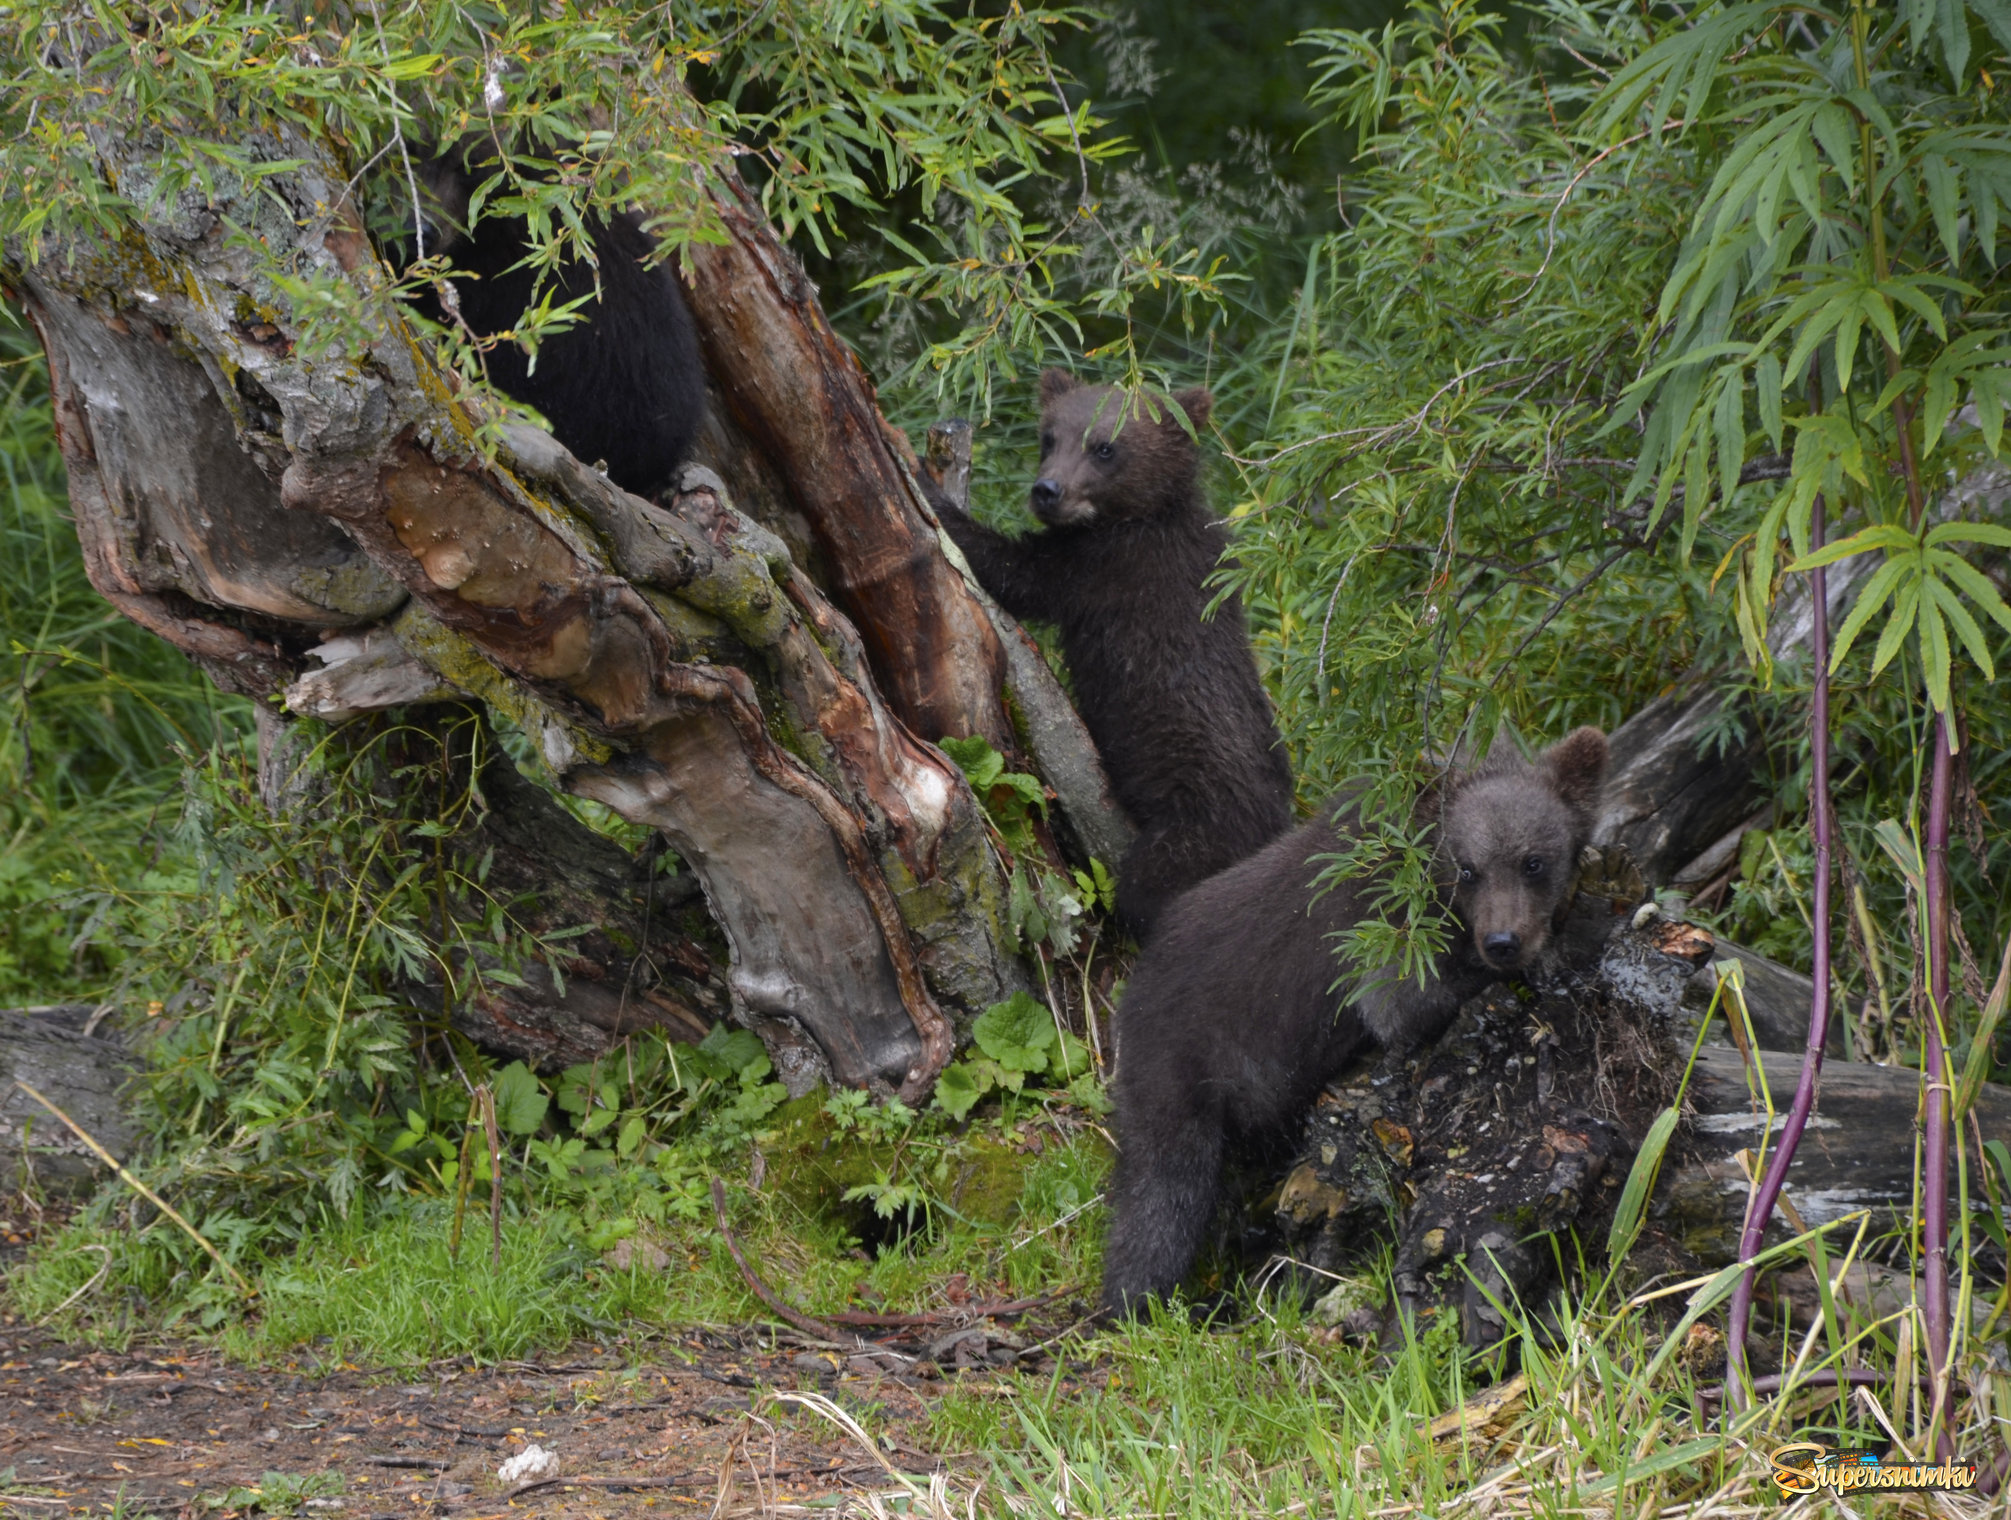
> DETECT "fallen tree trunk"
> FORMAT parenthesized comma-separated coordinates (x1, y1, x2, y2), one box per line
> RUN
(1651, 1045, 2011, 1266)
(0, 1006, 138, 1199)
(256, 701, 734, 1074)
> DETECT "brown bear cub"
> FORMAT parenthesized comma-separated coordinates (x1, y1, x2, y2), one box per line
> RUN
(930, 371, 1294, 939)
(1099, 727, 1610, 1318)
(414, 149, 706, 502)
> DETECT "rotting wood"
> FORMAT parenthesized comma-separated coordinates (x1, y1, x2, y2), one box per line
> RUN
(9, 124, 1023, 1100)
(1268, 849, 2011, 1347)
(676, 173, 1015, 754)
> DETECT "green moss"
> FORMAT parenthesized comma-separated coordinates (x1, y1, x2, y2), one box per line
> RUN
(760, 1094, 1029, 1230)
(392, 605, 612, 767)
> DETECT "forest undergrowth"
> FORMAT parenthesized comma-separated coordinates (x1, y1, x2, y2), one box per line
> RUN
(6, 0, 2011, 1513)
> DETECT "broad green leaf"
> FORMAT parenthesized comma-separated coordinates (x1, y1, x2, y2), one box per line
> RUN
(492, 1062, 549, 1137)
(972, 990, 1056, 1074)
(698, 1024, 769, 1076)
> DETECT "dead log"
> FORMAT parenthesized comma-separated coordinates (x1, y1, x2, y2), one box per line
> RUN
(254, 701, 734, 1075)
(1682, 937, 1845, 1057)
(1652, 1046, 2011, 1266)
(1270, 854, 2007, 1345)
(675, 180, 1130, 873)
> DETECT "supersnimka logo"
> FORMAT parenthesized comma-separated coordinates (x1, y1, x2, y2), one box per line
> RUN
(1768, 1441, 1981, 1496)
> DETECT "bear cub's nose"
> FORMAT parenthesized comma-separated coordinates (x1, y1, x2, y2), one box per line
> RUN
(1482, 930, 1522, 967)
(1031, 478, 1062, 510)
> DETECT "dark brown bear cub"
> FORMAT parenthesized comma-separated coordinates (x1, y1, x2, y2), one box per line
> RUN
(931, 371, 1294, 939)
(414, 149, 706, 501)
(1099, 727, 1609, 1318)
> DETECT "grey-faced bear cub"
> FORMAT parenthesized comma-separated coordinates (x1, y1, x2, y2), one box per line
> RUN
(929, 371, 1294, 940)
(1099, 727, 1610, 1318)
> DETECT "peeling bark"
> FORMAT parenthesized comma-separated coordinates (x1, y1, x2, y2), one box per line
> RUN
(10, 125, 1029, 1099)
(677, 175, 1013, 752)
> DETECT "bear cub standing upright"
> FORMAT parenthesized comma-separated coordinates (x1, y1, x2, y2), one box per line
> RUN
(931, 370, 1294, 939)
(1098, 726, 1609, 1318)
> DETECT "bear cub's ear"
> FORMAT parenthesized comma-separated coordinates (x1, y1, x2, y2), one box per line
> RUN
(1040, 369, 1079, 405)
(1172, 387, 1214, 433)
(1542, 726, 1610, 813)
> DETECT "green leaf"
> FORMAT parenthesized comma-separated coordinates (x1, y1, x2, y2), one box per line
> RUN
(1755, 351, 1784, 450)
(939, 734, 1004, 791)
(1930, 549, 2011, 636)
(1712, 373, 1745, 507)
(616, 1113, 647, 1159)
(1609, 1106, 1681, 1258)
(492, 1062, 549, 1138)
(1787, 523, 1917, 571)
(1938, 0, 1971, 81)
(932, 1060, 987, 1121)
(1925, 575, 1997, 679)
(1871, 579, 1922, 677)
(1926, 521, 2011, 549)
(1918, 585, 1954, 710)
(698, 1025, 770, 1077)
(1810, 102, 1856, 198)
(1922, 153, 1963, 262)
(972, 990, 1056, 1074)
(1828, 557, 1907, 671)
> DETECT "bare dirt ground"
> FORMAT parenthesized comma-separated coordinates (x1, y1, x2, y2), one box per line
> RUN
(0, 1317, 1087, 1518)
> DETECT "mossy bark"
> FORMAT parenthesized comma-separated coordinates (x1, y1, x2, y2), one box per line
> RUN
(8, 123, 1037, 1101)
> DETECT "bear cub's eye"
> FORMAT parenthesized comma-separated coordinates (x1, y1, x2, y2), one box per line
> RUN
(1522, 855, 1545, 877)
(1094, 440, 1116, 461)
(1457, 865, 1475, 884)
(1040, 431, 1055, 455)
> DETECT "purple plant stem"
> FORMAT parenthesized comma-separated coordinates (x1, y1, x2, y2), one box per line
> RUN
(1725, 494, 1834, 1402)
(1923, 714, 1954, 1459)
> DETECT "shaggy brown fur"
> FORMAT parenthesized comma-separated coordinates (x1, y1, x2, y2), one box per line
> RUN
(1099, 727, 1610, 1317)
(415, 150, 706, 501)
(931, 371, 1294, 938)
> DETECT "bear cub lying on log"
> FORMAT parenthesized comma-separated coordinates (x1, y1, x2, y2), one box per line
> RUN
(1100, 726, 1610, 1318)
(931, 371, 1294, 939)
(413, 147, 707, 501)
